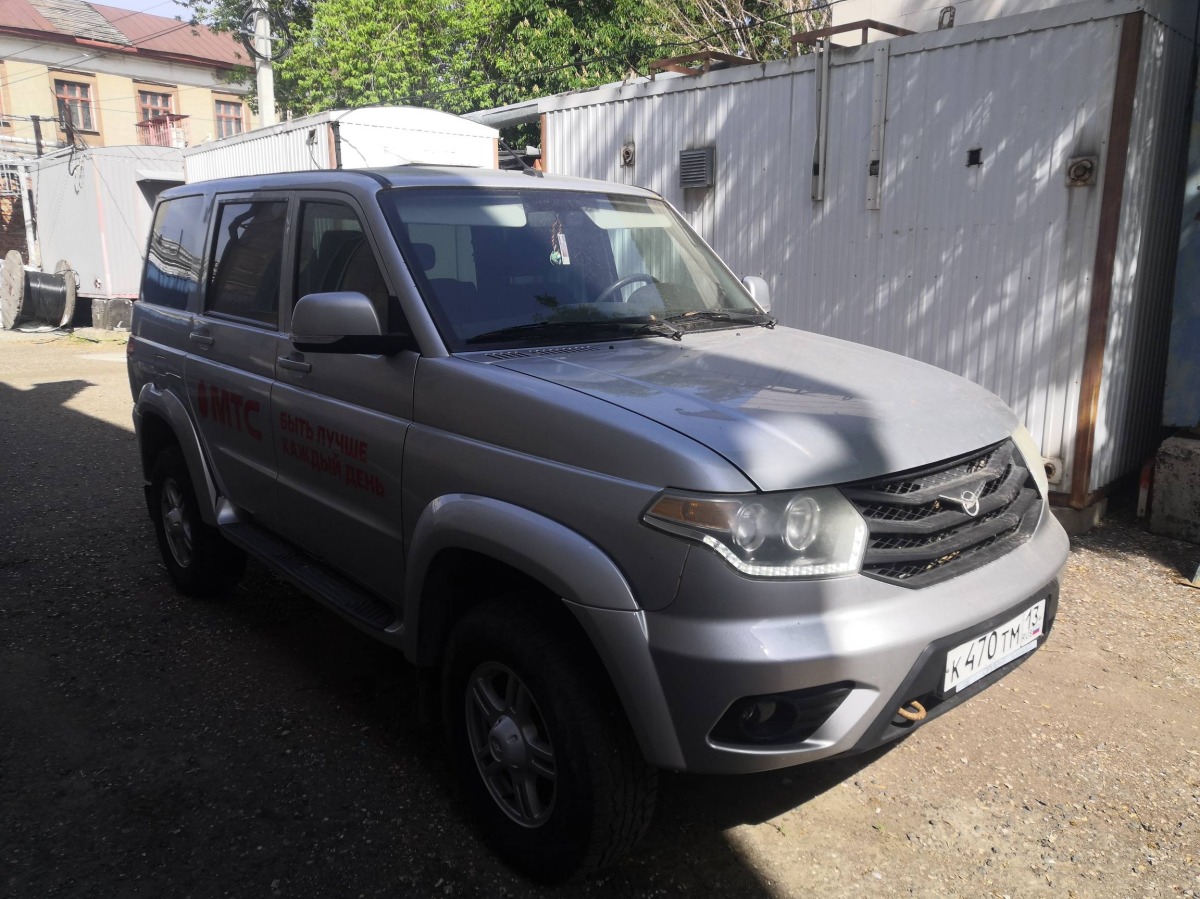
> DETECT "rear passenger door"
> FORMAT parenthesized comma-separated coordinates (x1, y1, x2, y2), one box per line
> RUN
(185, 193, 289, 517)
(269, 195, 414, 600)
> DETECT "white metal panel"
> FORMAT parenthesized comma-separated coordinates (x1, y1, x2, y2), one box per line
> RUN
(183, 119, 332, 182)
(546, 12, 1131, 494)
(31, 146, 182, 298)
(91, 150, 181, 297)
(1091, 15, 1195, 491)
(183, 107, 499, 182)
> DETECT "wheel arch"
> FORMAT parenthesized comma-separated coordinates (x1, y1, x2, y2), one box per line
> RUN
(134, 383, 221, 526)
(403, 494, 639, 668)
(403, 495, 686, 769)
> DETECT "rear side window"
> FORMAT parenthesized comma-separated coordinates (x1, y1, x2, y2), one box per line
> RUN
(142, 195, 206, 310)
(208, 200, 287, 327)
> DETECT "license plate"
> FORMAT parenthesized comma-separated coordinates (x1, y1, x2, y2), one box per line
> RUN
(943, 599, 1046, 694)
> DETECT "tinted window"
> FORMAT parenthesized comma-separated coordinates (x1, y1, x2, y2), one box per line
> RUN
(142, 195, 206, 310)
(295, 200, 400, 328)
(208, 200, 287, 326)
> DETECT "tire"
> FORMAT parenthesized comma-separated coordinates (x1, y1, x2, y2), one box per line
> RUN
(148, 445, 245, 597)
(442, 598, 657, 882)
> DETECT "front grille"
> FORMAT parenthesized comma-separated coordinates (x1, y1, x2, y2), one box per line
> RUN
(842, 440, 1041, 588)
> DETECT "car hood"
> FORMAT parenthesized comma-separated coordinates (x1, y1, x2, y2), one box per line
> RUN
(486, 326, 1018, 491)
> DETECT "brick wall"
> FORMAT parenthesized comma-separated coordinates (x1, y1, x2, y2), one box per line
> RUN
(0, 196, 28, 263)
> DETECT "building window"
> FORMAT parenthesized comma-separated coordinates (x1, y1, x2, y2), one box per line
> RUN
(139, 90, 172, 121)
(55, 79, 94, 131)
(215, 99, 243, 139)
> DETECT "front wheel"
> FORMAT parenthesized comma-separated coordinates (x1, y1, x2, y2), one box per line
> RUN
(442, 599, 656, 881)
(148, 445, 245, 597)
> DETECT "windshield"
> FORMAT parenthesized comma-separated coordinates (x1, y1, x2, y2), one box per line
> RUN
(380, 187, 761, 349)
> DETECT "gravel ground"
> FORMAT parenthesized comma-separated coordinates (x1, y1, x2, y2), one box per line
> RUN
(2, 330, 1198, 898)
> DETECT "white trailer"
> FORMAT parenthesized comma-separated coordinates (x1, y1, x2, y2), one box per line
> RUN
(21, 145, 184, 328)
(473, 0, 1196, 511)
(183, 106, 499, 183)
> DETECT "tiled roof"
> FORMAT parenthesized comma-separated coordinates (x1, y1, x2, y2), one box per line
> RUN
(0, 0, 248, 68)
(91, 2, 248, 66)
(30, 0, 130, 46)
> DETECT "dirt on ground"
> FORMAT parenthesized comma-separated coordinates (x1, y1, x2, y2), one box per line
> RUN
(2, 330, 1198, 898)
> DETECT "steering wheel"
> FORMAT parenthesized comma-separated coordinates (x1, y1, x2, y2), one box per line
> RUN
(595, 273, 655, 304)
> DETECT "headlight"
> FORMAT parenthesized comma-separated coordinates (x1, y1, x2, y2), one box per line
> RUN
(1011, 423, 1050, 500)
(642, 487, 868, 578)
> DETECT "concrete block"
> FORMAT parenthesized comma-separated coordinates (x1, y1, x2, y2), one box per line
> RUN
(1051, 498, 1107, 538)
(1150, 435, 1200, 545)
(89, 297, 132, 331)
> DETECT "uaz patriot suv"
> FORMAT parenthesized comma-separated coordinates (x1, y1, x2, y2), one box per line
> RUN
(128, 166, 1069, 880)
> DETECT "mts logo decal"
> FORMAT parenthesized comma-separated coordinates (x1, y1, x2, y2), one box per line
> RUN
(196, 380, 263, 441)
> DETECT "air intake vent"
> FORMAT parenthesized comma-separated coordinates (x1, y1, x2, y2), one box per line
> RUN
(679, 147, 715, 189)
(486, 344, 603, 360)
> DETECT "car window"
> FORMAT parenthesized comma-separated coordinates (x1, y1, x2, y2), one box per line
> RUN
(295, 201, 389, 310)
(208, 200, 287, 327)
(142, 195, 207, 310)
(381, 188, 757, 350)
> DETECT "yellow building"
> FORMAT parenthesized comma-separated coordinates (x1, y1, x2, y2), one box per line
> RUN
(0, 0, 256, 157)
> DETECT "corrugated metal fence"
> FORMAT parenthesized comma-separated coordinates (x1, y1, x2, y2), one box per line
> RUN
(542, 2, 1194, 505)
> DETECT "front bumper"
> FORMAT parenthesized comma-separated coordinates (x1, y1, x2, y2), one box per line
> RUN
(576, 508, 1069, 774)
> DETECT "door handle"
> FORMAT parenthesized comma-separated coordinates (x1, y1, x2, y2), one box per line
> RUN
(188, 330, 214, 347)
(277, 355, 312, 373)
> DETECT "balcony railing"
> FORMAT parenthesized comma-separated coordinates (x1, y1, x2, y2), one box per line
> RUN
(136, 114, 189, 148)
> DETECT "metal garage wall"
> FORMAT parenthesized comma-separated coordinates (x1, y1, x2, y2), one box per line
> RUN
(1090, 14, 1196, 493)
(542, 0, 1187, 500)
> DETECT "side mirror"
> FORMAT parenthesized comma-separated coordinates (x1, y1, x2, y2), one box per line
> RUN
(741, 275, 770, 313)
(291, 291, 410, 354)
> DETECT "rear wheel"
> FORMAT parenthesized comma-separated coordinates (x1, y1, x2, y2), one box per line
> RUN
(149, 445, 245, 596)
(443, 598, 656, 881)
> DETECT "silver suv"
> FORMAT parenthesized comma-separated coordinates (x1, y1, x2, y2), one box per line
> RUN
(128, 166, 1068, 880)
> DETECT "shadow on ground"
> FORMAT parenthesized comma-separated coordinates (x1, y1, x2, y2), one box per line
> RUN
(0, 372, 889, 899)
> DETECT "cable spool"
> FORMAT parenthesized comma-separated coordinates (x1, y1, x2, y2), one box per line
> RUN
(0, 250, 76, 330)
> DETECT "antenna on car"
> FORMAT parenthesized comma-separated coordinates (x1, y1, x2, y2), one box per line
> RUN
(498, 138, 543, 178)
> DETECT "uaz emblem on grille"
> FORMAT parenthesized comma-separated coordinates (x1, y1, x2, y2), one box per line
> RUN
(939, 486, 982, 517)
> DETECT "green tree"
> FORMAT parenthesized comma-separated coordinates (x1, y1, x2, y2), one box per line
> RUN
(178, 0, 825, 118)
(479, 1, 676, 106)
(280, 0, 498, 113)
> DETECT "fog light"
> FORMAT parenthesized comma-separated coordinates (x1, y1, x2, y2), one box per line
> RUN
(711, 682, 855, 746)
(736, 699, 797, 741)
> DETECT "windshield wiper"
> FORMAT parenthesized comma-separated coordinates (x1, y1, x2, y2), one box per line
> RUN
(466, 316, 682, 345)
(665, 309, 777, 329)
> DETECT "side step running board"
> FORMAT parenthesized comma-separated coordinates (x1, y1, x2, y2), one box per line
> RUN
(220, 519, 404, 646)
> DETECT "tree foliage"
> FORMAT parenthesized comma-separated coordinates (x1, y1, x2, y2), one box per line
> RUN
(177, 0, 828, 118)
(645, 1, 830, 60)
(281, 0, 495, 113)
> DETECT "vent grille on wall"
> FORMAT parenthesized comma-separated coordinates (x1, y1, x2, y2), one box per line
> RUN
(679, 147, 715, 189)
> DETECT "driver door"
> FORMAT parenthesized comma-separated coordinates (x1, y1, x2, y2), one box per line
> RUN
(269, 195, 416, 600)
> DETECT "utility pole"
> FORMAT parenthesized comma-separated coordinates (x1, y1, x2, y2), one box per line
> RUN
(254, 0, 277, 127)
(31, 116, 43, 157)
